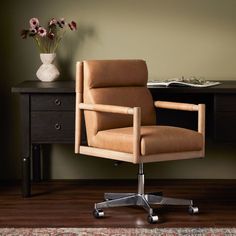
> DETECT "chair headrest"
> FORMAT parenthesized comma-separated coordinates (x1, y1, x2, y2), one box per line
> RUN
(83, 59, 148, 89)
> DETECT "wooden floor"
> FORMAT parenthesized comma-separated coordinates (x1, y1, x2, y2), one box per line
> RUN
(0, 179, 235, 228)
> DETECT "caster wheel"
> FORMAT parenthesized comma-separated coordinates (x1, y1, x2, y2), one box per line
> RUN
(147, 214, 159, 224)
(93, 209, 104, 218)
(189, 206, 199, 214)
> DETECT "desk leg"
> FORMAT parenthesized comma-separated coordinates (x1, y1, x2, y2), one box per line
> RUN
(22, 157, 31, 197)
(20, 94, 31, 197)
(32, 144, 41, 182)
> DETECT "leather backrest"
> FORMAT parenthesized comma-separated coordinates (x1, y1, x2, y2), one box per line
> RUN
(77, 60, 156, 145)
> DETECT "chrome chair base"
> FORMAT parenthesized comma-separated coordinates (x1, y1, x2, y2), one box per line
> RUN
(93, 164, 199, 223)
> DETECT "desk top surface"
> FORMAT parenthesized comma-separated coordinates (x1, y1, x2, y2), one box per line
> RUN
(12, 80, 236, 94)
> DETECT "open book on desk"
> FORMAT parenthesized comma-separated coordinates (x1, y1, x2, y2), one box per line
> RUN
(147, 78, 221, 88)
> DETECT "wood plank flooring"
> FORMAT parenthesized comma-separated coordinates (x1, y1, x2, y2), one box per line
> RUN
(0, 180, 235, 227)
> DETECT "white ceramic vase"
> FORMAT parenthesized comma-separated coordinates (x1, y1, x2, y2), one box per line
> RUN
(36, 53, 60, 82)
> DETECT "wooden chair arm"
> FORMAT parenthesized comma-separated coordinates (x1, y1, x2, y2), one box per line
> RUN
(78, 103, 134, 115)
(154, 100, 205, 131)
(154, 101, 199, 111)
(154, 100, 205, 151)
(76, 102, 141, 163)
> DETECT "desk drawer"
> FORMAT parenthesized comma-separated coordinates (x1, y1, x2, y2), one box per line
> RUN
(31, 111, 75, 143)
(215, 95, 236, 111)
(31, 94, 75, 111)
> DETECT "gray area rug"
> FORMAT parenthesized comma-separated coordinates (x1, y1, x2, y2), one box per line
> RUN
(0, 227, 236, 236)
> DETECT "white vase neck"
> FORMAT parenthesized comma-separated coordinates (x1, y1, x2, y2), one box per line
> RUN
(40, 53, 56, 64)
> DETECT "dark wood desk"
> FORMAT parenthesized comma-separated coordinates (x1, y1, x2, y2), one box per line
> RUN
(12, 80, 236, 197)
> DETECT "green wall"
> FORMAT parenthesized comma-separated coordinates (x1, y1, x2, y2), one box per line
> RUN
(1, 0, 236, 180)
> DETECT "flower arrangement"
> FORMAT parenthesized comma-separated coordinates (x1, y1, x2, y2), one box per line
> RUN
(21, 17, 77, 53)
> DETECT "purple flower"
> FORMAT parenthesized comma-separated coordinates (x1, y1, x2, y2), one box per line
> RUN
(49, 18, 57, 27)
(47, 32, 55, 40)
(29, 18, 39, 28)
(38, 27, 47, 37)
(57, 18, 65, 28)
(29, 28, 37, 36)
(20, 29, 29, 39)
(68, 21, 77, 31)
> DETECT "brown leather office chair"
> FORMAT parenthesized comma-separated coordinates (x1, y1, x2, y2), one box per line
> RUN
(75, 59, 205, 223)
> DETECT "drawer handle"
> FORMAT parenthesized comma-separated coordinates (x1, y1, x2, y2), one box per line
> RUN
(55, 123, 61, 130)
(54, 99, 61, 106)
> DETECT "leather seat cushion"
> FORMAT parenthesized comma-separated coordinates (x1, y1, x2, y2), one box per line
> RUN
(91, 126, 203, 155)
